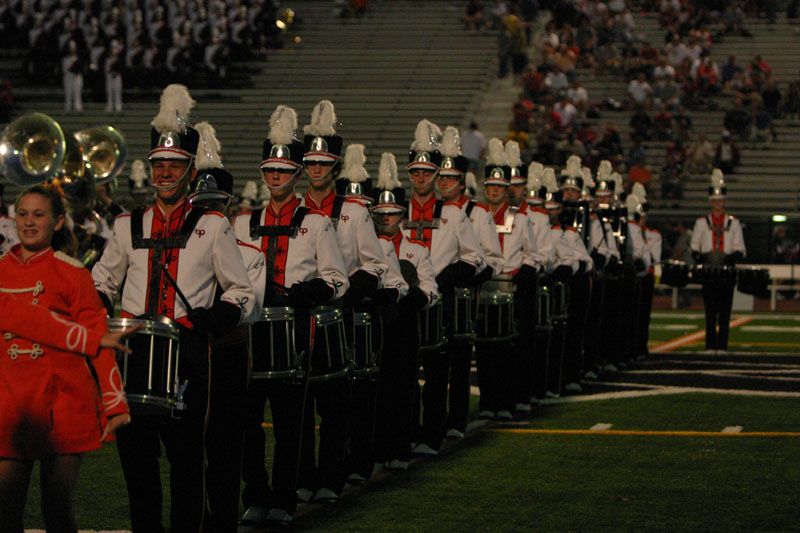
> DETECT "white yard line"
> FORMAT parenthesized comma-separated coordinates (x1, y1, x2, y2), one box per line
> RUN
(740, 326, 800, 332)
(650, 324, 699, 330)
(542, 386, 800, 403)
(722, 426, 743, 433)
(590, 423, 613, 431)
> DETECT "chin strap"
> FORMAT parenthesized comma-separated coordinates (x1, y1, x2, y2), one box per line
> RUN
(149, 159, 194, 192)
(265, 168, 302, 192)
(436, 176, 462, 195)
(304, 160, 340, 186)
(410, 169, 439, 191)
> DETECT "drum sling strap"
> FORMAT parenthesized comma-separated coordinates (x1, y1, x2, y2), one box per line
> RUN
(328, 195, 346, 229)
(249, 206, 310, 287)
(130, 206, 207, 316)
(465, 200, 476, 218)
(404, 200, 444, 241)
(706, 215, 733, 251)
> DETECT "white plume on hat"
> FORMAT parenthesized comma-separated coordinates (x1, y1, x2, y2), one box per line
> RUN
(632, 182, 647, 202)
(241, 181, 259, 200)
(151, 84, 195, 134)
(710, 168, 725, 188)
(610, 171, 623, 193)
(465, 171, 478, 191)
(130, 160, 147, 187)
(342, 144, 369, 183)
(194, 121, 223, 170)
(505, 141, 522, 168)
(486, 138, 507, 166)
(582, 166, 595, 189)
(260, 183, 271, 204)
(439, 126, 462, 158)
(543, 167, 559, 193)
(562, 154, 582, 178)
(410, 119, 441, 152)
(597, 160, 613, 182)
(268, 105, 298, 145)
(377, 152, 401, 190)
(527, 161, 544, 191)
(303, 100, 337, 136)
(626, 191, 641, 213)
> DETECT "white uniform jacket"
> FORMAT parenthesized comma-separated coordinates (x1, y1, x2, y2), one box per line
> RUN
(452, 196, 504, 276)
(520, 203, 554, 270)
(0, 215, 18, 254)
(690, 213, 746, 256)
(379, 233, 439, 307)
(546, 225, 582, 274)
(491, 202, 539, 275)
(642, 227, 662, 273)
(373, 236, 410, 302)
(403, 196, 487, 276)
(237, 240, 266, 324)
(93, 199, 256, 328)
(302, 192, 389, 287)
(233, 197, 349, 301)
(588, 214, 618, 261)
(627, 220, 651, 276)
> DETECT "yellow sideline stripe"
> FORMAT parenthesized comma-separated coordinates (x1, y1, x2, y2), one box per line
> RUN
(491, 428, 800, 437)
(650, 316, 753, 353)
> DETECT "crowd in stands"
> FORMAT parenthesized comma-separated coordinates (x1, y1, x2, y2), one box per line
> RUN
(471, 0, 796, 209)
(0, 0, 285, 98)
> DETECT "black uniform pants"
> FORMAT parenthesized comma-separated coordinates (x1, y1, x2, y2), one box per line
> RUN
(512, 276, 538, 406)
(374, 304, 419, 463)
(563, 273, 592, 386)
(205, 334, 249, 533)
(638, 273, 655, 357)
(583, 274, 605, 373)
(476, 339, 514, 413)
(600, 275, 624, 367)
(115, 333, 208, 533)
(702, 281, 736, 350)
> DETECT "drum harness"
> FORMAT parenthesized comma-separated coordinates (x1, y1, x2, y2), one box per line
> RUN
(403, 199, 444, 243)
(249, 205, 311, 296)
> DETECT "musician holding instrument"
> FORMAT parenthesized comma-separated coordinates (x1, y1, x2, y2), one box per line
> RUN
(235, 105, 349, 528)
(298, 101, 394, 500)
(630, 183, 661, 359)
(92, 85, 256, 533)
(0, 184, 130, 532)
(690, 169, 745, 353)
(477, 140, 539, 418)
(403, 119, 488, 456)
(371, 152, 438, 471)
(436, 127, 502, 435)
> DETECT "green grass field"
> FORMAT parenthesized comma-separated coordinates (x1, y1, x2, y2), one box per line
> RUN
(19, 312, 800, 531)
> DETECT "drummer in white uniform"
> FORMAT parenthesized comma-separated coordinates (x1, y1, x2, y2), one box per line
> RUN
(690, 168, 745, 353)
(235, 105, 349, 528)
(92, 85, 256, 533)
(629, 183, 661, 359)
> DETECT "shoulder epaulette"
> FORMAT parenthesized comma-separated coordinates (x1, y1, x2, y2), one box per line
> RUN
(408, 238, 427, 247)
(54, 251, 84, 269)
(236, 240, 262, 252)
(378, 235, 392, 242)
(307, 208, 327, 217)
(202, 210, 226, 218)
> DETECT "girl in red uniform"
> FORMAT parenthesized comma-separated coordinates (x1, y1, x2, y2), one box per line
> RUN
(0, 184, 131, 533)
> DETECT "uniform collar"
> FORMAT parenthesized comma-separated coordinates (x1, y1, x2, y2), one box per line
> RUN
(491, 201, 508, 223)
(304, 190, 336, 214)
(411, 195, 437, 215)
(10, 244, 53, 265)
(267, 196, 300, 218)
(452, 195, 468, 208)
(153, 197, 189, 223)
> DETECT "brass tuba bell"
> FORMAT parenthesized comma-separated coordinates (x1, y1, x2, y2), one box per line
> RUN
(52, 130, 97, 216)
(0, 113, 66, 186)
(75, 125, 127, 185)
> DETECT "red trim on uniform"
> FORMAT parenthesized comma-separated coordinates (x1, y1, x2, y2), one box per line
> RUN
(304, 190, 336, 215)
(532, 207, 547, 215)
(389, 231, 403, 257)
(711, 212, 725, 251)
(518, 202, 529, 215)
(9, 245, 52, 264)
(410, 196, 438, 250)
(262, 196, 300, 288)
(147, 201, 190, 317)
(492, 201, 509, 249)
(565, 226, 577, 232)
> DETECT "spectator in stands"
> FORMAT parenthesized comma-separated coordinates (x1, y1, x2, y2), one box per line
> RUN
(639, 41, 660, 79)
(673, 106, 692, 139)
(506, 128, 532, 161)
(504, 13, 529, 82)
(349, 0, 370, 18)
(544, 66, 569, 96)
(627, 139, 646, 168)
(664, 33, 688, 69)
(784, 75, 800, 121)
(541, 21, 559, 58)
(737, 77, 762, 110)
(104, 39, 124, 113)
(576, 121, 599, 149)
(0, 74, 12, 122)
(688, 132, 714, 173)
(627, 72, 653, 110)
(522, 64, 546, 101)
(747, 54, 772, 90)
(461, 121, 488, 175)
(713, 130, 741, 174)
(653, 56, 675, 82)
(661, 139, 686, 201)
(595, 124, 624, 167)
(554, 94, 578, 131)
(556, 132, 586, 164)
(549, 44, 576, 81)
(628, 157, 653, 195)
(630, 107, 654, 142)
(694, 53, 720, 103)
(205, 32, 229, 86)
(659, 0, 682, 28)
(62, 40, 84, 113)
(575, 18, 598, 68)
(519, 0, 539, 43)
(761, 79, 782, 116)
(511, 95, 536, 132)
(653, 103, 674, 140)
(724, 98, 753, 141)
(752, 104, 776, 143)
(489, 0, 509, 30)
(594, 40, 623, 74)
(653, 74, 680, 110)
(721, 55, 743, 93)
(567, 79, 589, 115)
(464, 0, 485, 30)
(721, 0, 752, 37)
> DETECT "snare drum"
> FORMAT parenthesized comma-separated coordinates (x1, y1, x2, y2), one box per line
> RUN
(351, 311, 380, 376)
(419, 297, 446, 351)
(661, 260, 690, 288)
(307, 306, 348, 382)
(109, 316, 181, 413)
(536, 283, 552, 331)
(451, 287, 476, 342)
(692, 264, 736, 285)
(249, 307, 299, 380)
(737, 267, 770, 297)
(550, 281, 569, 322)
(475, 291, 516, 342)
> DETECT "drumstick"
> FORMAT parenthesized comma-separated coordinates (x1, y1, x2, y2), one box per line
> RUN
(269, 279, 289, 293)
(158, 261, 195, 314)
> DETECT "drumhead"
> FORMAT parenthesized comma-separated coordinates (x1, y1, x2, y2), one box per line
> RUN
(107, 316, 181, 341)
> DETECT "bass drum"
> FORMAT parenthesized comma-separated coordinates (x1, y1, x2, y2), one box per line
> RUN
(660, 260, 690, 288)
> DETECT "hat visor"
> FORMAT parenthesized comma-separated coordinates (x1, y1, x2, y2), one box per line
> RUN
(483, 178, 509, 187)
(260, 159, 302, 171)
(371, 203, 405, 214)
(149, 147, 193, 160)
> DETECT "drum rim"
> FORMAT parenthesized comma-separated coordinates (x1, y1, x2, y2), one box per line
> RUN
(107, 316, 181, 339)
(478, 292, 515, 304)
(260, 306, 295, 321)
(311, 306, 344, 326)
(454, 287, 474, 298)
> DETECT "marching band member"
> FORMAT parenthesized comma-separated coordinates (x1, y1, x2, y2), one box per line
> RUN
(92, 85, 256, 533)
(435, 127, 502, 437)
(506, 148, 549, 413)
(691, 169, 745, 353)
(403, 119, 487, 456)
(623, 178, 651, 364)
(0, 207, 18, 255)
(371, 152, 438, 471)
(631, 183, 661, 358)
(235, 105, 349, 528)
(1, 184, 129, 532)
(297, 101, 390, 504)
(477, 139, 539, 418)
(188, 122, 266, 532)
(558, 156, 594, 394)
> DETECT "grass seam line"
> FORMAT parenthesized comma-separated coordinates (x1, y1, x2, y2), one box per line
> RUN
(490, 428, 800, 437)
